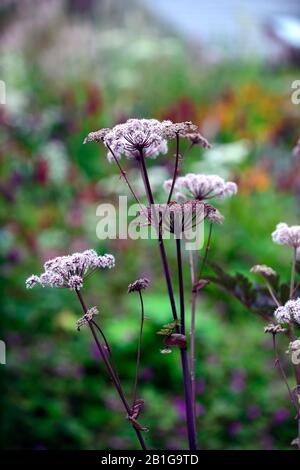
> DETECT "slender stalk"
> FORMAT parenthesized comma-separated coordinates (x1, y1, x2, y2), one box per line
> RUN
(137, 149, 178, 323)
(167, 133, 180, 204)
(176, 238, 185, 333)
(298, 417, 300, 451)
(290, 247, 297, 299)
(198, 223, 213, 279)
(189, 250, 198, 427)
(288, 248, 300, 387)
(137, 148, 196, 450)
(182, 142, 194, 160)
(106, 143, 143, 209)
(272, 334, 299, 412)
(132, 291, 145, 406)
(91, 319, 123, 390)
(288, 248, 300, 449)
(189, 223, 213, 432)
(287, 323, 300, 390)
(265, 280, 280, 307)
(272, 333, 300, 450)
(75, 290, 147, 450)
(176, 238, 197, 449)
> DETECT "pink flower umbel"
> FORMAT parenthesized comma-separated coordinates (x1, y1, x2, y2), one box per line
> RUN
(25, 249, 115, 290)
(84, 118, 170, 161)
(163, 173, 237, 202)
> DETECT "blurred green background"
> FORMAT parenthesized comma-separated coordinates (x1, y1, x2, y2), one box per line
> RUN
(1, 0, 300, 450)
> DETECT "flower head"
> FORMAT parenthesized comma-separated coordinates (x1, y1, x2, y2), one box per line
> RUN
(272, 223, 300, 248)
(163, 173, 237, 202)
(285, 299, 300, 324)
(84, 118, 170, 162)
(274, 305, 291, 324)
(159, 121, 198, 140)
(274, 299, 300, 325)
(128, 278, 150, 293)
(264, 323, 286, 334)
(250, 264, 277, 278)
(26, 250, 115, 290)
(84, 119, 210, 162)
(287, 339, 300, 352)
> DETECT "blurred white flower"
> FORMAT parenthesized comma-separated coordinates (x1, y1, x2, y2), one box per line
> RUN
(192, 140, 250, 177)
(40, 141, 69, 183)
(272, 223, 300, 248)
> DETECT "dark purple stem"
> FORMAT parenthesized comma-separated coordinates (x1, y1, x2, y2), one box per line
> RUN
(75, 289, 147, 450)
(138, 149, 197, 450)
(167, 133, 180, 204)
(176, 238, 197, 449)
(132, 291, 145, 406)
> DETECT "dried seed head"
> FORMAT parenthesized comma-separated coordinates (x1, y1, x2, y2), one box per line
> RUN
(264, 323, 286, 334)
(128, 278, 150, 293)
(76, 306, 99, 330)
(83, 128, 110, 144)
(160, 121, 198, 140)
(186, 132, 211, 148)
(206, 206, 224, 225)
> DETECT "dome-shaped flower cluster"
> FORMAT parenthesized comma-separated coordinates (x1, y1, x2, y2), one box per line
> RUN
(272, 223, 300, 248)
(128, 278, 150, 293)
(85, 118, 170, 162)
(26, 250, 115, 290)
(274, 298, 300, 325)
(163, 173, 237, 202)
(84, 119, 210, 162)
(250, 264, 277, 278)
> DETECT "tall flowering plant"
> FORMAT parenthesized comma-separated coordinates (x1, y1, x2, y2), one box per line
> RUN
(84, 118, 237, 449)
(26, 250, 150, 450)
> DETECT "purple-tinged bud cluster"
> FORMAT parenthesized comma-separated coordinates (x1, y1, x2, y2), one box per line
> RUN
(26, 250, 115, 290)
(164, 173, 237, 202)
(128, 278, 150, 293)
